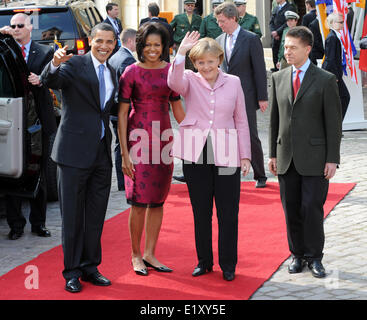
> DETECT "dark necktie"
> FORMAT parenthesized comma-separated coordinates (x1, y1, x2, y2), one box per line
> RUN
(293, 69, 301, 99)
(98, 64, 106, 139)
(21, 45, 26, 59)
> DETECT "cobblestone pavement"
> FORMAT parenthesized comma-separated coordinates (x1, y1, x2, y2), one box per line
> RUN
(0, 69, 366, 300)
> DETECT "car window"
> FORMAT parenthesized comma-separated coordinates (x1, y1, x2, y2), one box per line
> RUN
(72, 8, 92, 36)
(0, 58, 15, 98)
(85, 8, 96, 26)
(0, 9, 76, 41)
(90, 7, 103, 24)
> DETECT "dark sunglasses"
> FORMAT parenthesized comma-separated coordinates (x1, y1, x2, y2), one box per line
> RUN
(10, 24, 25, 29)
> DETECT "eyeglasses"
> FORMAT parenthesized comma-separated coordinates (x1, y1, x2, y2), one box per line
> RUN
(10, 24, 25, 29)
(336, 21, 344, 24)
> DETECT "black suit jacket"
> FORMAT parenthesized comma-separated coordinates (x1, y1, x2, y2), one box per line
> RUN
(140, 16, 168, 26)
(108, 46, 136, 116)
(269, 2, 297, 37)
(216, 28, 268, 112)
(41, 52, 117, 169)
(309, 18, 324, 63)
(322, 30, 343, 81)
(28, 41, 57, 136)
(302, 9, 316, 28)
(269, 63, 342, 176)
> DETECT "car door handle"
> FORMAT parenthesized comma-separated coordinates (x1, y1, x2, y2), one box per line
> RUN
(0, 119, 11, 135)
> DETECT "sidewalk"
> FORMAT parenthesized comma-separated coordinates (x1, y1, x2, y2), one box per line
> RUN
(1, 65, 367, 300)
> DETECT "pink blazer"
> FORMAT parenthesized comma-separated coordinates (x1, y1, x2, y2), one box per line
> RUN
(167, 58, 251, 167)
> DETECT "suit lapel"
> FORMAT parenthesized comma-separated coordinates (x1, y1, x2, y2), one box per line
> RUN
(294, 63, 316, 105)
(84, 52, 101, 112)
(230, 28, 246, 62)
(286, 67, 293, 107)
(26, 41, 38, 70)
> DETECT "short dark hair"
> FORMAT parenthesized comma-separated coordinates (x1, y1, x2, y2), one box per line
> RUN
(285, 26, 314, 47)
(106, 2, 118, 13)
(305, 0, 316, 8)
(214, 2, 239, 22)
(90, 22, 116, 40)
(148, 2, 160, 17)
(136, 22, 170, 62)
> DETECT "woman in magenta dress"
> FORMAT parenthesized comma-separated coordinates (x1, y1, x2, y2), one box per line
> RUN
(118, 22, 185, 275)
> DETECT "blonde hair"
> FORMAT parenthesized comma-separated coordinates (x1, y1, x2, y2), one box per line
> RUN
(189, 37, 224, 65)
(326, 12, 343, 28)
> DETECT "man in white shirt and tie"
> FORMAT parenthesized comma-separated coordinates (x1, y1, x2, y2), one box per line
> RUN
(103, 2, 123, 54)
(42, 23, 118, 293)
(269, 26, 342, 279)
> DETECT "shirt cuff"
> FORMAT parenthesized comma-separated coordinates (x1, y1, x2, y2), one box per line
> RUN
(49, 61, 60, 73)
(175, 54, 186, 65)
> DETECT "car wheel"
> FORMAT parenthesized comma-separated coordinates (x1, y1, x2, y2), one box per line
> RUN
(46, 132, 58, 201)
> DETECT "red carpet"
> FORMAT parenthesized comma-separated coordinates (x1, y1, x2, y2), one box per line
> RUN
(0, 182, 355, 300)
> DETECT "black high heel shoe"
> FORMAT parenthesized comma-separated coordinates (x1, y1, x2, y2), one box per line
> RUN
(192, 266, 213, 277)
(143, 259, 173, 273)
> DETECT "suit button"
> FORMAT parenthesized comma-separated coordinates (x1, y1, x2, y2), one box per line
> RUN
(210, 110, 214, 114)
(209, 120, 213, 124)
(210, 100, 215, 103)
(210, 91, 214, 95)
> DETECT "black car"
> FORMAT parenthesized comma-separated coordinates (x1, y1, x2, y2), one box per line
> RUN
(0, 0, 104, 201)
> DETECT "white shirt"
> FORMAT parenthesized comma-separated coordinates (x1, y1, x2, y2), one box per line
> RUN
(17, 40, 31, 62)
(292, 58, 311, 84)
(226, 25, 241, 56)
(90, 53, 114, 109)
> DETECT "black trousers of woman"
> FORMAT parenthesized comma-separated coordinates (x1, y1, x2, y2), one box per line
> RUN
(183, 141, 241, 273)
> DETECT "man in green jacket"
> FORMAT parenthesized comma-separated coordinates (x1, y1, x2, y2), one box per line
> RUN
(199, 0, 223, 39)
(234, 0, 262, 38)
(170, 0, 202, 49)
(269, 27, 342, 279)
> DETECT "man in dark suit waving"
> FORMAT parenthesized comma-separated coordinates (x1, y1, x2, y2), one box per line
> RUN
(42, 23, 117, 293)
(268, 26, 342, 279)
(215, 2, 268, 188)
(0, 13, 56, 240)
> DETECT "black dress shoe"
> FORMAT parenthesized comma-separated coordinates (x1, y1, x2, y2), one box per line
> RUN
(192, 266, 213, 277)
(308, 260, 326, 278)
(143, 259, 173, 272)
(31, 225, 51, 237)
(223, 271, 235, 281)
(288, 257, 305, 274)
(255, 180, 267, 188)
(173, 175, 186, 183)
(81, 271, 111, 286)
(65, 278, 82, 293)
(8, 229, 24, 240)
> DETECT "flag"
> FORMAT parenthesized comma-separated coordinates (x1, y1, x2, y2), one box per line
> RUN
(333, 0, 358, 83)
(359, 1, 367, 71)
(316, 0, 334, 43)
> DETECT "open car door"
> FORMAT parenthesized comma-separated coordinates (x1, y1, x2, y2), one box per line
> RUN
(0, 33, 42, 198)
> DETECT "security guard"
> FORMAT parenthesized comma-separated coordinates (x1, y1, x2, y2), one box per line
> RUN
(170, 0, 202, 48)
(235, 0, 262, 38)
(170, 0, 202, 71)
(199, 0, 223, 39)
(277, 10, 299, 70)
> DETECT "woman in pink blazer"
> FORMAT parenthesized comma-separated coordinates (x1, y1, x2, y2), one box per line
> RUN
(168, 32, 251, 281)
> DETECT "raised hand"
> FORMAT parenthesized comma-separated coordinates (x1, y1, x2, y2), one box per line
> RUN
(177, 31, 200, 56)
(52, 45, 73, 67)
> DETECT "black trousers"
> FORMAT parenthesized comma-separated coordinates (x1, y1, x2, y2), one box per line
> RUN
(338, 79, 350, 121)
(183, 142, 241, 273)
(278, 161, 329, 262)
(247, 107, 267, 182)
(57, 139, 112, 280)
(5, 134, 49, 231)
(271, 38, 281, 69)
